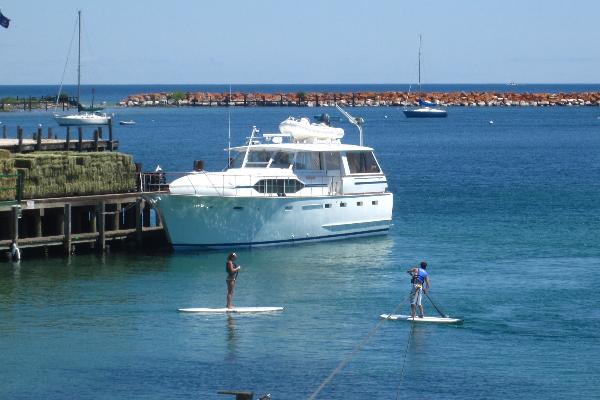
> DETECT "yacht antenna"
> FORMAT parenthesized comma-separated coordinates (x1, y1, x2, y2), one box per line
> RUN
(227, 84, 232, 166)
(242, 126, 259, 167)
(335, 103, 364, 146)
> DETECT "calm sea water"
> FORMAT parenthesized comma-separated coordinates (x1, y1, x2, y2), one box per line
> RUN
(1, 90, 600, 398)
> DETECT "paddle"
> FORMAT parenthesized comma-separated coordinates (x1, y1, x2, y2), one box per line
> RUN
(424, 291, 449, 318)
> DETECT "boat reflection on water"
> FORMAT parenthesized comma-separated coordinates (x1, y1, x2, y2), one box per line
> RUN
(226, 314, 238, 360)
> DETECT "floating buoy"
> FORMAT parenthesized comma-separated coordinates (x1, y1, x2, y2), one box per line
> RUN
(489, 120, 494, 124)
(384, 115, 388, 119)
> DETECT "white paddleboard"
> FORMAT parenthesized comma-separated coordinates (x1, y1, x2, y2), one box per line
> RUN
(178, 307, 284, 313)
(380, 314, 462, 324)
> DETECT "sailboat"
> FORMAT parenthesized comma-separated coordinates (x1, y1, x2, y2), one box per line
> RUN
(403, 35, 447, 118)
(54, 11, 110, 127)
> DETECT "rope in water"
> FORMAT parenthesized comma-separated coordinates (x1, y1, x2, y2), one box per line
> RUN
(306, 295, 411, 400)
(395, 316, 416, 399)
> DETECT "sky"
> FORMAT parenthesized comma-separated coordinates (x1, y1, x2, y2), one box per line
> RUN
(0, 0, 599, 84)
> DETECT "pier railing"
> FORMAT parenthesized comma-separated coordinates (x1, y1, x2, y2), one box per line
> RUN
(139, 171, 342, 197)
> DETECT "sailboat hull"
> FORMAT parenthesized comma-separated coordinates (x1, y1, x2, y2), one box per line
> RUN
(403, 108, 448, 118)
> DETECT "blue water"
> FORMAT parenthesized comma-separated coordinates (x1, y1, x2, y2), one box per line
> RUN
(1, 102, 600, 399)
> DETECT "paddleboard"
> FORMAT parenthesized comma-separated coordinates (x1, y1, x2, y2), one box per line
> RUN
(380, 314, 462, 324)
(178, 307, 284, 313)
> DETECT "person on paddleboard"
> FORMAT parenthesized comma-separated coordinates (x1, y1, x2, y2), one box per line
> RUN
(226, 252, 241, 309)
(407, 261, 430, 318)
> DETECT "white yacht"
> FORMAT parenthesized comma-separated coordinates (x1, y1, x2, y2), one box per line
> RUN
(151, 111, 393, 249)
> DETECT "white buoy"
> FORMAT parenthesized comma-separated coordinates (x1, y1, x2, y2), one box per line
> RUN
(489, 120, 494, 124)
(384, 115, 388, 119)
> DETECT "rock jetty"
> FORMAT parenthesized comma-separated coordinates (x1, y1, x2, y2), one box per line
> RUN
(119, 91, 600, 107)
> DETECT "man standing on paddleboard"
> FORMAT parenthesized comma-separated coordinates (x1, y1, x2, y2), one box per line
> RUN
(226, 253, 241, 309)
(407, 261, 430, 318)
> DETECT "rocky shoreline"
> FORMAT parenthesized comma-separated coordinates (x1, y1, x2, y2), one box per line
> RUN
(119, 91, 600, 107)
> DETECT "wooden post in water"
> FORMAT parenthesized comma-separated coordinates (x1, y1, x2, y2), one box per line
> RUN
(143, 202, 151, 227)
(34, 209, 43, 237)
(48, 127, 53, 139)
(10, 205, 19, 246)
(108, 118, 113, 151)
(63, 204, 72, 254)
(17, 127, 23, 152)
(65, 127, 71, 150)
(77, 127, 83, 151)
(98, 126, 103, 140)
(135, 198, 143, 246)
(2, 125, 6, 139)
(90, 206, 97, 234)
(97, 201, 106, 252)
(36, 127, 42, 151)
(93, 129, 99, 151)
(113, 203, 121, 231)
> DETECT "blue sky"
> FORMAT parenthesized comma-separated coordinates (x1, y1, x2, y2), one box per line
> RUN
(0, 0, 599, 84)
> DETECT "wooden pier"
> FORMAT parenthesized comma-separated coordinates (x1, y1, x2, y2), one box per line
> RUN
(0, 191, 166, 258)
(0, 123, 118, 153)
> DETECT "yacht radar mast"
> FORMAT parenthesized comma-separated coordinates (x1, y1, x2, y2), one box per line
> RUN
(335, 103, 364, 146)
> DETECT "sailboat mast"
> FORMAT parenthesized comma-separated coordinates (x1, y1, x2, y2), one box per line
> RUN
(418, 34, 422, 93)
(77, 10, 81, 105)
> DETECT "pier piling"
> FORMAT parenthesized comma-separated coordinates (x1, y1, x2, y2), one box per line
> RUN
(77, 127, 83, 151)
(36, 127, 42, 151)
(135, 199, 142, 246)
(17, 127, 23, 152)
(97, 201, 106, 252)
(10, 205, 19, 246)
(63, 204, 71, 254)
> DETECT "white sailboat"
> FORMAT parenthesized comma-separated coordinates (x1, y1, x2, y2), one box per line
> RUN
(403, 35, 447, 118)
(54, 11, 110, 127)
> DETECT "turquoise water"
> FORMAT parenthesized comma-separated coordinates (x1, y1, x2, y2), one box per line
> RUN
(1, 102, 600, 398)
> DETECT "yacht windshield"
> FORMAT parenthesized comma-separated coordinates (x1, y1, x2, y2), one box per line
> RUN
(293, 152, 322, 170)
(228, 152, 245, 169)
(346, 151, 381, 174)
(269, 151, 293, 169)
(245, 150, 272, 168)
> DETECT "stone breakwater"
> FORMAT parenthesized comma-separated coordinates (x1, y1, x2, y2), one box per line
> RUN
(119, 91, 600, 107)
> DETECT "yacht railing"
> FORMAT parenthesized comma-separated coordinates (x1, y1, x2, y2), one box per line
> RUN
(139, 171, 344, 197)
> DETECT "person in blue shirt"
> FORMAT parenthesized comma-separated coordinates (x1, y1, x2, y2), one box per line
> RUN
(406, 261, 430, 318)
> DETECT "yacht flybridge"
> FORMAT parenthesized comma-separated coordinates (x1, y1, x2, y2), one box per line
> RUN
(151, 107, 393, 249)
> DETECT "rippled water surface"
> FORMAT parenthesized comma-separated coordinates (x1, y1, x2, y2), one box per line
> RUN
(1, 100, 600, 399)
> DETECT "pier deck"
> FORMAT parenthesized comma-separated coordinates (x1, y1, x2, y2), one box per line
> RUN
(0, 191, 167, 256)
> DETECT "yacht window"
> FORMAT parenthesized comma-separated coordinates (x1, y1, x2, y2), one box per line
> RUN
(269, 151, 293, 169)
(246, 150, 272, 167)
(254, 179, 304, 194)
(372, 200, 379, 205)
(228, 152, 244, 169)
(294, 152, 322, 170)
(346, 151, 381, 174)
(324, 152, 341, 171)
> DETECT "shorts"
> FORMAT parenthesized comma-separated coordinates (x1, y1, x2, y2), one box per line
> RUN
(410, 284, 423, 306)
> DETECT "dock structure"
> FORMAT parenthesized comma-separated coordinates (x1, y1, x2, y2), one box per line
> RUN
(0, 123, 118, 153)
(0, 121, 167, 260)
(0, 191, 166, 257)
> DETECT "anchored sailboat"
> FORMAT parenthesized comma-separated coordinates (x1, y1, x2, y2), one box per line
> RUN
(54, 10, 110, 126)
(403, 35, 447, 118)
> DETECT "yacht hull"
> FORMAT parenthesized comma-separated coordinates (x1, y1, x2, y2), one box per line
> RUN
(151, 192, 393, 249)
